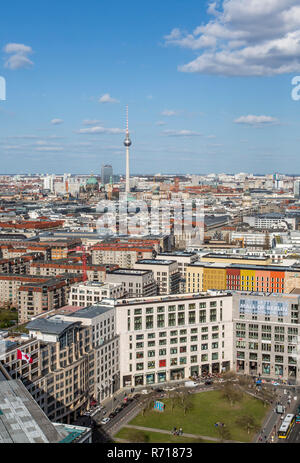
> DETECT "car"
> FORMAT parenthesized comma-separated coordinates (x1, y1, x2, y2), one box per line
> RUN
(101, 417, 110, 425)
(205, 380, 213, 385)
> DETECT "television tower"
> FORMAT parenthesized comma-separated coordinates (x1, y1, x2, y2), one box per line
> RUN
(124, 105, 132, 194)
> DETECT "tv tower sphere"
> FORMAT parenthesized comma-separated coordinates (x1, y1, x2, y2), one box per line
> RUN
(124, 136, 132, 147)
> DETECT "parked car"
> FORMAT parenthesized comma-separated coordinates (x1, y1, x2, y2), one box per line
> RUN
(101, 417, 110, 425)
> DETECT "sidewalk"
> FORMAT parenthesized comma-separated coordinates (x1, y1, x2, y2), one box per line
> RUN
(124, 424, 243, 443)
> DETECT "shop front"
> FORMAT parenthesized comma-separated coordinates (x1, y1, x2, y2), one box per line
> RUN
(170, 368, 184, 381)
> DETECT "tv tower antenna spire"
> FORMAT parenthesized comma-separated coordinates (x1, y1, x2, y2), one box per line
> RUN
(124, 105, 132, 194)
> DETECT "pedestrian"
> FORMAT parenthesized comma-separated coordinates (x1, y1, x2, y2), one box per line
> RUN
(179, 427, 183, 436)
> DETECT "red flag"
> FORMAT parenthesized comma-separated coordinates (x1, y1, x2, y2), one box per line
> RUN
(17, 349, 33, 364)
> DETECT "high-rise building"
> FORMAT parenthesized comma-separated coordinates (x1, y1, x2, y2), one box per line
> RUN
(101, 165, 113, 185)
(294, 180, 300, 198)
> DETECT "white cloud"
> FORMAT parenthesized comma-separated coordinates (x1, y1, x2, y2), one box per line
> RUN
(156, 121, 167, 126)
(164, 0, 300, 76)
(76, 125, 125, 135)
(3, 43, 34, 70)
(162, 129, 203, 137)
(82, 119, 101, 125)
(234, 115, 279, 126)
(51, 118, 64, 125)
(161, 109, 179, 116)
(99, 93, 119, 104)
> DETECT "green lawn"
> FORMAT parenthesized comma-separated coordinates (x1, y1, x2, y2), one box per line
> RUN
(127, 389, 267, 443)
(115, 427, 214, 443)
(0, 308, 18, 329)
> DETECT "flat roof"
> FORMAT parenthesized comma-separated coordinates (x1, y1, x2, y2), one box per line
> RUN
(136, 259, 174, 265)
(26, 317, 79, 335)
(0, 380, 63, 443)
(108, 268, 150, 275)
(64, 305, 113, 319)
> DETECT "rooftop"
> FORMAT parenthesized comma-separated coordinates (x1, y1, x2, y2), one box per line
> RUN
(26, 317, 79, 335)
(0, 379, 63, 443)
(64, 304, 114, 319)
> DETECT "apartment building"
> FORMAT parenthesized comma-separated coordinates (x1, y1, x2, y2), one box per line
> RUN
(232, 291, 300, 383)
(115, 292, 233, 387)
(105, 268, 157, 298)
(18, 276, 80, 324)
(1, 318, 93, 424)
(0, 244, 51, 260)
(186, 262, 300, 294)
(156, 251, 198, 278)
(0, 274, 79, 311)
(68, 281, 126, 307)
(134, 259, 181, 295)
(30, 259, 118, 282)
(91, 243, 155, 268)
(57, 304, 120, 401)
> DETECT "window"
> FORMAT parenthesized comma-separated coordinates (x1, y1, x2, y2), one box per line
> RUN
(134, 317, 142, 331)
(168, 313, 176, 327)
(157, 314, 165, 328)
(178, 312, 185, 325)
(199, 310, 206, 323)
(159, 360, 166, 368)
(159, 349, 166, 356)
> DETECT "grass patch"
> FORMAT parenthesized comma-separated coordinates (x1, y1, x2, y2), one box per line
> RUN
(115, 427, 215, 443)
(129, 389, 267, 442)
(0, 308, 18, 329)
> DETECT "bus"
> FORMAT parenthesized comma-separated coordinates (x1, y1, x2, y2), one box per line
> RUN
(278, 414, 295, 439)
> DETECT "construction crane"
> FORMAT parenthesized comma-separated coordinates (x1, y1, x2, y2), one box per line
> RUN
(68, 245, 88, 282)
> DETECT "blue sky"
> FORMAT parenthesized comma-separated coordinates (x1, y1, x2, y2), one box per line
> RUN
(1, 0, 300, 175)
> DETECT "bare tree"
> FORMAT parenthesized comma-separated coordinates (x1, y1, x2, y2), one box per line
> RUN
(168, 391, 180, 413)
(216, 424, 231, 442)
(177, 390, 194, 416)
(221, 383, 243, 407)
(235, 415, 260, 435)
(221, 370, 237, 382)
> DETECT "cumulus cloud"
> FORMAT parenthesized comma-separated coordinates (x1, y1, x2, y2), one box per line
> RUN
(76, 125, 125, 135)
(161, 109, 179, 116)
(162, 129, 203, 137)
(3, 43, 34, 70)
(234, 115, 280, 126)
(82, 119, 101, 125)
(51, 118, 64, 125)
(99, 93, 119, 104)
(164, 0, 300, 76)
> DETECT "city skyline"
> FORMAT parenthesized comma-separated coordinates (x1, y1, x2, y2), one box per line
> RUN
(0, 0, 300, 175)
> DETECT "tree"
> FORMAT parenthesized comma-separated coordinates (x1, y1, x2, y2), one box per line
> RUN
(235, 415, 260, 435)
(221, 383, 243, 407)
(216, 424, 231, 442)
(141, 397, 154, 416)
(238, 374, 252, 389)
(168, 391, 180, 413)
(177, 390, 194, 416)
(257, 387, 276, 408)
(221, 370, 237, 382)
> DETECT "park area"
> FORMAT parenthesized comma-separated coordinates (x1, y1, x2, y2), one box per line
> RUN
(115, 387, 269, 443)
